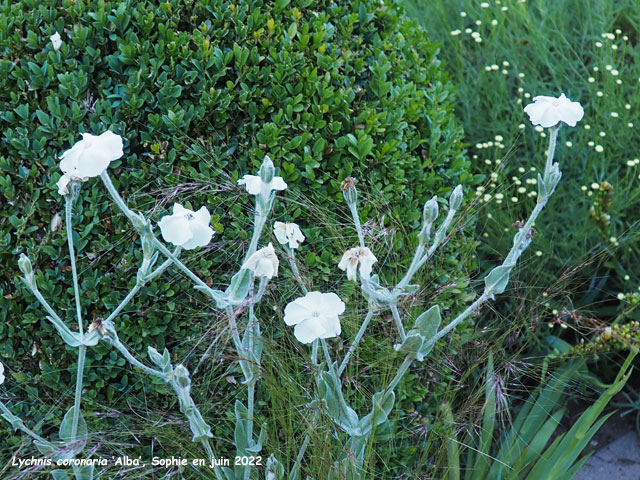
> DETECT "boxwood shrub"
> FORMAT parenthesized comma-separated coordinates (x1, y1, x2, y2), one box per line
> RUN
(0, 0, 477, 464)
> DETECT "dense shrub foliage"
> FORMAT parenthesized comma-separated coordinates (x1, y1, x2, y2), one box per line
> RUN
(0, 0, 476, 466)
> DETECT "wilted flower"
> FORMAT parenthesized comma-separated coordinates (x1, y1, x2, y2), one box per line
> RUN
(338, 246, 377, 281)
(50, 32, 62, 51)
(273, 222, 305, 249)
(56, 174, 71, 195)
(283, 291, 345, 344)
(158, 203, 214, 250)
(242, 243, 279, 278)
(523, 93, 584, 128)
(0, 362, 4, 385)
(59, 131, 124, 180)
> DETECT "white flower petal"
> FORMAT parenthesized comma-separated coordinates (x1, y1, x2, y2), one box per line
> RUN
(318, 315, 341, 339)
(193, 205, 211, 225)
(294, 319, 327, 344)
(59, 131, 124, 179)
(524, 94, 584, 128)
(269, 176, 288, 191)
(273, 222, 289, 245)
(173, 203, 189, 215)
(180, 221, 213, 250)
(56, 174, 71, 196)
(320, 292, 346, 316)
(158, 214, 192, 246)
(238, 175, 263, 195)
(0, 362, 4, 385)
(283, 301, 311, 326)
(358, 248, 378, 280)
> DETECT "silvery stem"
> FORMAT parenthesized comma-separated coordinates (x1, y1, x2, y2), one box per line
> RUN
(71, 346, 86, 441)
(145, 249, 180, 282)
(311, 340, 319, 365)
(245, 210, 268, 262)
(286, 247, 308, 295)
(201, 440, 225, 480)
(27, 284, 76, 340)
(0, 401, 53, 446)
(338, 309, 375, 376)
(384, 356, 413, 394)
(151, 237, 214, 295)
(104, 285, 140, 324)
(390, 304, 407, 342)
(433, 293, 489, 343)
(321, 339, 337, 379)
(544, 125, 559, 182)
(109, 336, 164, 378)
(64, 193, 83, 334)
(103, 248, 178, 325)
(100, 171, 134, 219)
(244, 284, 257, 480)
(396, 209, 457, 291)
(225, 306, 243, 352)
(348, 201, 366, 248)
(65, 190, 84, 444)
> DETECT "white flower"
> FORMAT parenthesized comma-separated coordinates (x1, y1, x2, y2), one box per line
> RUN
(158, 203, 214, 250)
(50, 32, 62, 51)
(523, 93, 584, 128)
(273, 222, 305, 249)
(238, 157, 287, 196)
(59, 131, 124, 179)
(0, 362, 4, 385)
(56, 174, 72, 195)
(338, 246, 378, 281)
(284, 291, 345, 344)
(242, 243, 279, 278)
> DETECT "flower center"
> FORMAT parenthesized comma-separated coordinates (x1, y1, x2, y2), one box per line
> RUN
(311, 311, 320, 318)
(185, 213, 194, 220)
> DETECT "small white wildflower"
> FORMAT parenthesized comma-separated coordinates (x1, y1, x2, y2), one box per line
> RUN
(242, 243, 279, 279)
(284, 292, 345, 344)
(273, 222, 305, 249)
(158, 204, 214, 250)
(338, 247, 377, 281)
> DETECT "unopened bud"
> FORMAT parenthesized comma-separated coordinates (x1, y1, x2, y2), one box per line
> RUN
(174, 364, 191, 389)
(422, 196, 439, 226)
(259, 155, 275, 184)
(449, 185, 463, 211)
(141, 233, 154, 260)
(130, 211, 149, 234)
(18, 253, 35, 285)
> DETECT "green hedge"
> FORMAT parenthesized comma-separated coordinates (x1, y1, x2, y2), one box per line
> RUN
(0, 0, 475, 460)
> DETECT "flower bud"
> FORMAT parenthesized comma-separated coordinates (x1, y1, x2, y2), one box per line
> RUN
(341, 177, 358, 206)
(18, 253, 35, 286)
(259, 155, 275, 184)
(141, 233, 155, 260)
(422, 196, 439, 226)
(174, 364, 191, 389)
(130, 211, 149, 234)
(449, 185, 463, 211)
